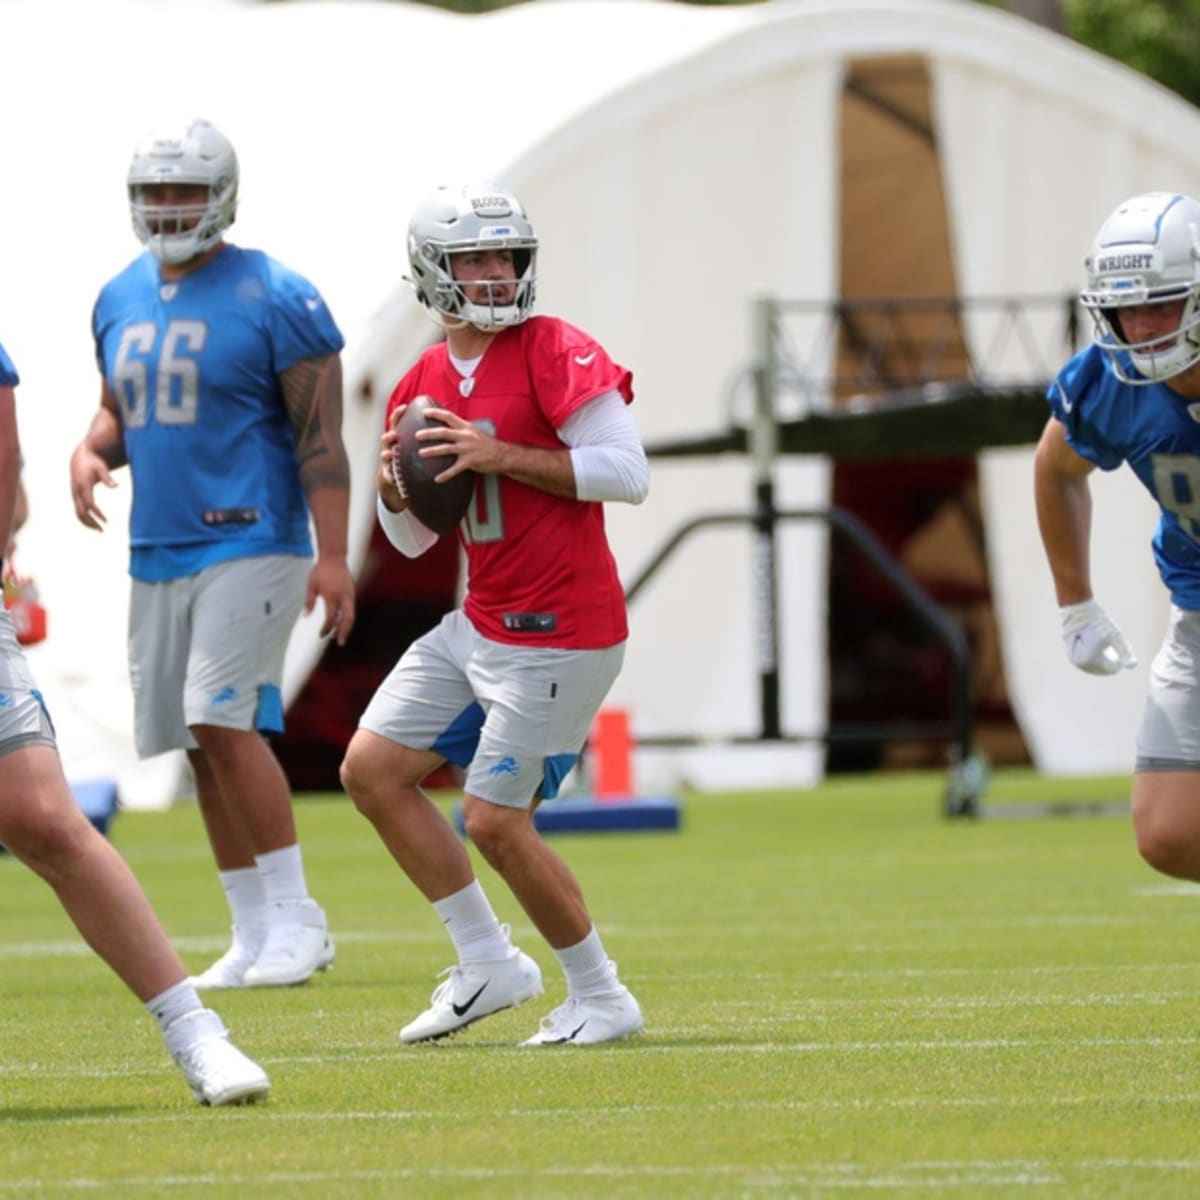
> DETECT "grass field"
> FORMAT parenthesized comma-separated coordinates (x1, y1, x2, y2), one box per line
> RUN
(2, 769, 1200, 1198)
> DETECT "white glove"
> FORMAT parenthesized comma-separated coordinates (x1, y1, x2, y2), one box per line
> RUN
(1059, 599, 1138, 675)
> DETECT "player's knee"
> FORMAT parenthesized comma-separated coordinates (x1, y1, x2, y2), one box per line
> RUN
(1133, 809, 1197, 878)
(340, 738, 416, 822)
(462, 798, 523, 867)
(339, 746, 376, 815)
(0, 800, 91, 878)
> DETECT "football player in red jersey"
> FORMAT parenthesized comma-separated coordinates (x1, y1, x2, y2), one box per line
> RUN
(341, 181, 649, 1046)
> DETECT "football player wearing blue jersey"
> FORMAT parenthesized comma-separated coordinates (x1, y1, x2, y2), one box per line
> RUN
(1, 339, 268, 1104)
(69, 119, 356, 989)
(1036, 190, 1200, 884)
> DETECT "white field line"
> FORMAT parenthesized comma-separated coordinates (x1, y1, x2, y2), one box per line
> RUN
(84, 839, 391, 866)
(5, 1156, 1200, 1192)
(0, 929, 440, 958)
(0, 911, 1183, 961)
(1131, 882, 1200, 895)
(762, 962, 1200, 981)
(0, 1164, 1062, 1192)
(722, 988, 1200, 1011)
(2, 928, 1199, 981)
(3, 1034, 1199, 1080)
(9, 1093, 1200, 1122)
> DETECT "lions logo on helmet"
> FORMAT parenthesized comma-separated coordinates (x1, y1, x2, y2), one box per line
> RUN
(128, 118, 239, 266)
(1081, 191, 1200, 385)
(405, 180, 538, 332)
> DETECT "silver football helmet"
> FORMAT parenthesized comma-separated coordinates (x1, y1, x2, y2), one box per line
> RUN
(406, 180, 538, 330)
(1081, 191, 1200, 385)
(128, 119, 238, 265)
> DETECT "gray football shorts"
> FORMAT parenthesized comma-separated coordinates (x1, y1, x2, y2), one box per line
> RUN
(130, 554, 308, 757)
(0, 608, 55, 758)
(359, 608, 624, 808)
(1137, 605, 1200, 772)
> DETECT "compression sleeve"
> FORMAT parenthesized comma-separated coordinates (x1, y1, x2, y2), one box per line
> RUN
(559, 390, 649, 505)
(376, 493, 440, 558)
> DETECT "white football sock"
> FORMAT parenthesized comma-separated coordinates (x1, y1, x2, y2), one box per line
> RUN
(555, 927, 621, 999)
(433, 880, 512, 963)
(219, 865, 268, 928)
(145, 979, 204, 1036)
(255, 845, 310, 907)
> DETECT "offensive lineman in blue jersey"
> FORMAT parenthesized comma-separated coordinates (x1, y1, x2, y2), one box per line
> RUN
(69, 119, 356, 989)
(1036, 191, 1200, 886)
(0, 339, 268, 1104)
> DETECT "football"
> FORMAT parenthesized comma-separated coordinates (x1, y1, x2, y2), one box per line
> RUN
(392, 395, 477, 536)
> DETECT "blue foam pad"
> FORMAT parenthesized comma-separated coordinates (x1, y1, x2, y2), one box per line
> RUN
(67, 778, 120, 837)
(452, 795, 682, 836)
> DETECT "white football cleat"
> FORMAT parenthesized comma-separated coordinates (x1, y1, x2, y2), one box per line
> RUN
(241, 900, 334, 987)
(189, 923, 266, 990)
(165, 1008, 270, 1106)
(521, 987, 643, 1046)
(401, 949, 544, 1044)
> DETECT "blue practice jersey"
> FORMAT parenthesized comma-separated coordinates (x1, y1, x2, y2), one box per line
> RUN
(1048, 344, 1200, 610)
(92, 245, 344, 582)
(0, 340, 17, 387)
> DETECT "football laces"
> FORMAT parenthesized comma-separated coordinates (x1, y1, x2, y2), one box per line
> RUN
(390, 444, 409, 500)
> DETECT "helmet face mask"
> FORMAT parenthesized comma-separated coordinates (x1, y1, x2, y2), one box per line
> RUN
(128, 119, 238, 265)
(1081, 191, 1200, 385)
(407, 181, 538, 331)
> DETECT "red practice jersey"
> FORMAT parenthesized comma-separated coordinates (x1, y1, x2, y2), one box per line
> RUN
(385, 316, 635, 649)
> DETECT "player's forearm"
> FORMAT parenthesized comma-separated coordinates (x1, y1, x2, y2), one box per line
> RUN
(0, 392, 21, 559)
(493, 441, 577, 499)
(85, 405, 127, 470)
(376, 494, 438, 558)
(282, 354, 352, 499)
(306, 486, 350, 560)
(11, 479, 28, 535)
(1035, 468, 1094, 605)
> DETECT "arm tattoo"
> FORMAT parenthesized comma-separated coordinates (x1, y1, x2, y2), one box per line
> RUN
(280, 354, 350, 495)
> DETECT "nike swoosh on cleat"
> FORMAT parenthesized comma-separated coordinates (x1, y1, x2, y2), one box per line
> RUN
(546, 1021, 588, 1044)
(452, 983, 488, 1017)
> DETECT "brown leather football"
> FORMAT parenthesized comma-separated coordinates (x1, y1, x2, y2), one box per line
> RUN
(392, 395, 477, 536)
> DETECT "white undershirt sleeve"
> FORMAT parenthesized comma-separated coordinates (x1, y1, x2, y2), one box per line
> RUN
(376, 493, 440, 558)
(559, 390, 650, 505)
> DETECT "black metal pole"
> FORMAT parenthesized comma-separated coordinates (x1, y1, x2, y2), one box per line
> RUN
(750, 298, 783, 741)
(754, 479, 782, 740)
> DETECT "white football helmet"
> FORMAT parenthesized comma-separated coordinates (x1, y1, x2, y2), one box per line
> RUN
(1080, 191, 1200, 385)
(406, 180, 537, 330)
(128, 119, 238, 265)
